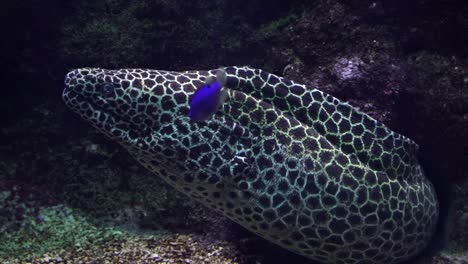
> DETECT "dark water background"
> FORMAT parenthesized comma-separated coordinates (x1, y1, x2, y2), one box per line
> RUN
(0, 0, 466, 263)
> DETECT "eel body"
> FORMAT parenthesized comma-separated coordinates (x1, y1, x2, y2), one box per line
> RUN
(63, 66, 438, 264)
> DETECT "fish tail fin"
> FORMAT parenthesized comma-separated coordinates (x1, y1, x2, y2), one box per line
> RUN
(216, 68, 228, 86)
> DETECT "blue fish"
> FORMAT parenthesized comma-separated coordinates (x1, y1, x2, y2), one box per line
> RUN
(189, 69, 228, 121)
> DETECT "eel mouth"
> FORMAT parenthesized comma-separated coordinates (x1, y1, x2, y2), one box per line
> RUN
(63, 69, 140, 144)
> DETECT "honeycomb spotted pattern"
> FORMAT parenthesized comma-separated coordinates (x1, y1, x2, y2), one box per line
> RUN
(62, 66, 439, 264)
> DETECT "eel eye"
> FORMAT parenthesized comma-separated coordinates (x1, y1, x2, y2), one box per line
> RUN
(102, 83, 114, 97)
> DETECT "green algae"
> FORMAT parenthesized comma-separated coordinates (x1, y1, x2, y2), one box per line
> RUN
(0, 205, 123, 261)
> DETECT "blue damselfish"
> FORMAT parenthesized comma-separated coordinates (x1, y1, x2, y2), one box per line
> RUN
(189, 69, 228, 121)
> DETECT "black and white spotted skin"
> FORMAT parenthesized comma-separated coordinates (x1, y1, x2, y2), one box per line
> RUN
(63, 66, 438, 264)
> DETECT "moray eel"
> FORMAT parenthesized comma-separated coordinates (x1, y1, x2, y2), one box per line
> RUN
(63, 66, 438, 264)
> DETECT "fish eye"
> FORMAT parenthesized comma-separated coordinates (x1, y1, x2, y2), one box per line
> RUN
(102, 82, 114, 97)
